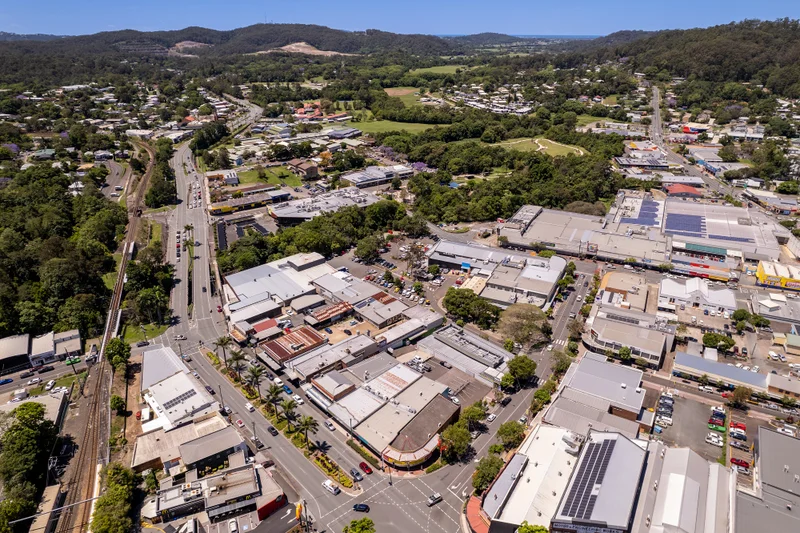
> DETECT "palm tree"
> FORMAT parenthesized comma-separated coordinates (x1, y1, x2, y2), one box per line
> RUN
(296, 415, 319, 450)
(265, 384, 283, 415)
(279, 399, 298, 427)
(246, 366, 265, 401)
(228, 350, 246, 381)
(214, 336, 232, 367)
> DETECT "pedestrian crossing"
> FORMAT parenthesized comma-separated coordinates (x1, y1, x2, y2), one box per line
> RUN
(552, 338, 567, 346)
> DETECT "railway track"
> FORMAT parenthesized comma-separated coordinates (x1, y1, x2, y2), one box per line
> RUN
(54, 140, 156, 533)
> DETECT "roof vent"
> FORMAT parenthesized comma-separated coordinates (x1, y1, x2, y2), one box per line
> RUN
(654, 480, 659, 491)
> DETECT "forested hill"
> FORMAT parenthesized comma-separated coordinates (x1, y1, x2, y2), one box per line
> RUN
(0, 24, 461, 56)
(0, 31, 64, 41)
(555, 30, 656, 51)
(557, 19, 800, 95)
(448, 33, 542, 45)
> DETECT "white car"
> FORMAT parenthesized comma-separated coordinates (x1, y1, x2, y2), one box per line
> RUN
(705, 434, 723, 447)
(656, 416, 673, 426)
(325, 420, 336, 431)
(486, 413, 497, 423)
(245, 402, 255, 412)
(45, 380, 56, 391)
(292, 394, 305, 405)
(777, 427, 796, 437)
(273, 378, 283, 386)
(769, 351, 779, 360)
(751, 366, 759, 373)
(546, 344, 554, 351)
(27, 378, 41, 385)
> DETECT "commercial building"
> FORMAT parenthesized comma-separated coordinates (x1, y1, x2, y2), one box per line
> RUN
(54, 329, 82, 358)
(658, 277, 737, 315)
(551, 432, 648, 533)
(756, 260, 800, 291)
(417, 325, 509, 387)
(736, 427, 800, 533)
(672, 351, 767, 393)
(0, 334, 30, 374)
(597, 272, 649, 312)
(586, 311, 670, 368)
(665, 184, 703, 198)
(209, 191, 290, 216)
(285, 334, 378, 382)
(267, 187, 380, 225)
(258, 326, 328, 367)
(744, 189, 798, 215)
(131, 415, 230, 472)
(482, 425, 580, 533)
(178, 426, 247, 473)
(426, 240, 566, 308)
(341, 165, 413, 188)
(29, 332, 55, 366)
(0, 390, 70, 431)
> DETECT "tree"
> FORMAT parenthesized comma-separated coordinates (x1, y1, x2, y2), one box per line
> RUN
(442, 288, 501, 330)
(461, 402, 487, 431)
(699, 374, 710, 386)
(428, 264, 440, 276)
(497, 420, 526, 449)
(412, 282, 424, 295)
(246, 366, 265, 401)
(105, 338, 131, 373)
(441, 422, 471, 461)
(297, 415, 319, 450)
(731, 386, 752, 408)
(472, 454, 504, 492)
(533, 388, 551, 405)
(777, 181, 799, 195)
(110, 395, 126, 415)
(703, 332, 735, 352)
(551, 350, 573, 376)
(538, 250, 555, 258)
(567, 318, 584, 340)
(507, 355, 537, 386)
(517, 523, 549, 533)
(500, 372, 516, 391)
(214, 336, 232, 367)
(618, 346, 632, 361)
(497, 304, 548, 346)
(343, 517, 376, 533)
(355, 235, 384, 263)
(265, 384, 283, 415)
(227, 349, 246, 381)
(279, 399, 298, 426)
(732, 309, 751, 322)
(749, 314, 770, 328)
(718, 144, 739, 162)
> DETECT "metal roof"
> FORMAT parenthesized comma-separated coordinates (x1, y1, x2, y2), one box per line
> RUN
(563, 352, 645, 414)
(674, 352, 767, 390)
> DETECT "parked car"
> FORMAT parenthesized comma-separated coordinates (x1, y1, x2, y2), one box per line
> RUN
(735, 465, 751, 476)
(705, 433, 723, 447)
(500, 396, 512, 407)
(136, 341, 149, 347)
(353, 504, 370, 513)
(27, 378, 41, 385)
(729, 440, 749, 452)
(731, 458, 750, 468)
(0, 378, 12, 385)
(359, 462, 373, 474)
(730, 421, 746, 431)
(292, 394, 305, 405)
(45, 380, 56, 391)
(205, 385, 216, 395)
(37, 365, 55, 374)
(486, 413, 497, 423)
(283, 385, 293, 395)
(235, 419, 245, 428)
(708, 423, 726, 433)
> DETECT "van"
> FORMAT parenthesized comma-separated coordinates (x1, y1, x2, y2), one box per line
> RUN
(322, 480, 341, 495)
(114, 185, 124, 191)
(245, 402, 255, 412)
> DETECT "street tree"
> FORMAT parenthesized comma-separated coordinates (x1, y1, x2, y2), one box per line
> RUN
(473, 454, 504, 492)
(551, 350, 572, 377)
(227, 350, 246, 381)
(297, 415, 319, 450)
(441, 421, 471, 462)
(567, 318, 584, 340)
(731, 386, 753, 408)
(279, 399, 298, 426)
(461, 402, 487, 430)
(497, 421, 526, 449)
(618, 346, 632, 361)
(265, 384, 283, 415)
(214, 336, 232, 367)
(497, 304, 548, 346)
(507, 355, 537, 387)
(246, 366, 265, 401)
(517, 523, 549, 533)
(732, 309, 751, 322)
(343, 517, 376, 533)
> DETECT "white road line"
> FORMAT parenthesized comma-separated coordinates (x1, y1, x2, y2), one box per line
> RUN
(408, 478, 461, 522)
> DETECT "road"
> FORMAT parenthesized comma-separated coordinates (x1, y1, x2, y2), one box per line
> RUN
(102, 160, 130, 201)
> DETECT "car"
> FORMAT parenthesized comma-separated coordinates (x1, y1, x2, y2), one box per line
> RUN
(192, 371, 200, 379)
(322, 480, 341, 495)
(353, 503, 370, 512)
(45, 380, 56, 391)
(324, 420, 336, 431)
(235, 419, 245, 428)
(292, 394, 305, 405)
(729, 440, 749, 452)
(273, 378, 283, 386)
(751, 366, 760, 373)
(27, 377, 41, 385)
(486, 413, 497, 423)
(229, 519, 238, 533)
(440, 360, 452, 369)
(343, 329, 352, 335)
(780, 354, 787, 363)
(205, 385, 216, 395)
(19, 371, 34, 379)
(283, 385, 292, 395)
(174, 334, 187, 340)
(769, 350, 779, 360)
(426, 493, 443, 507)
(778, 427, 797, 437)
(136, 341, 149, 347)
(730, 431, 748, 442)
(36, 365, 55, 375)
(735, 466, 751, 476)
(708, 423, 726, 433)
(546, 344, 554, 351)
(217, 305, 223, 313)
(731, 458, 750, 468)
(359, 462, 373, 474)
(245, 402, 255, 412)
(470, 430, 480, 439)
(451, 397, 460, 405)
(766, 403, 780, 410)
(0, 378, 12, 386)
(324, 327, 333, 334)
(659, 397, 674, 405)
(267, 426, 279, 436)
(709, 418, 725, 426)
(730, 421, 746, 431)
(500, 396, 512, 407)
(252, 436, 265, 449)
(656, 416, 673, 426)
(705, 434, 723, 447)
(519, 416, 528, 425)
(221, 405, 232, 415)
(350, 468, 364, 481)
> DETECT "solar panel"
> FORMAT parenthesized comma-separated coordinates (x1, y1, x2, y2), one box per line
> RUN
(707, 234, 755, 243)
(163, 389, 198, 410)
(561, 439, 617, 519)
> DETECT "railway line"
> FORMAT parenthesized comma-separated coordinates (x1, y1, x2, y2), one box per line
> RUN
(53, 140, 156, 533)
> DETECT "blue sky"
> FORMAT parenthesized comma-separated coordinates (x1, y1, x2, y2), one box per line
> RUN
(0, 0, 797, 36)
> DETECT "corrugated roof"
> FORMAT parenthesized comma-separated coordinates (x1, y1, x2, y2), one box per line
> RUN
(674, 352, 767, 390)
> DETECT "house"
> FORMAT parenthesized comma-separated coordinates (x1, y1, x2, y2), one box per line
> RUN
(664, 183, 703, 198)
(31, 149, 55, 160)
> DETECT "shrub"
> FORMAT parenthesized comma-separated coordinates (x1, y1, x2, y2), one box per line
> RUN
(347, 439, 381, 468)
(425, 461, 444, 474)
(206, 351, 221, 366)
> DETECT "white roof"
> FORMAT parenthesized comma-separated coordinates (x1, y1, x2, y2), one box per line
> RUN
(363, 364, 421, 399)
(30, 332, 54, 356)
(141, 346, 189, 391)
(147, 372, 217, 430)
(659, 278, 736, 309)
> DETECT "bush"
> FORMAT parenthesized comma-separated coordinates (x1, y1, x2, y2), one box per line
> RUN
(206, 351, 221, 366)
(425, 461, 444, 474)
(347, 439, 381, 469)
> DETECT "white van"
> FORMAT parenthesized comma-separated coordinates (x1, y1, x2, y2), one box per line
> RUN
(245, 402, 255, 412)
(322, 480, 341, 495)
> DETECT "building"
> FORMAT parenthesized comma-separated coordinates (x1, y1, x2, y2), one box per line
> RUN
(0, 334, 30, 374)
(597, 272, 649, 311)
(0, 390, 70, 431)
(131, 415, 230, 472)
(426, 240, 566, 308)
(258, 326, 328, 367)
(482, 425, 580, 533)
(310, 371, 356, 402)
(665, 184, 703, 198)
(267, 187, 380, 225)
(586, 313, 669, 368)
(178, 426, 247, 472)
(735, 427, 800, 533)
(756, 260, 800, 291)
(341, 165, 413, 188)
(744, 189, 798, 215)
(54, 329, 82, 358)
(658, 278, 737, 315)
(287, 159, 319, 179)
(208, 191, 287, 216)
(672, 351, 767, 393)
(551, 431, 648, 533)
(285, 335, 378, 382)
(29, 332, 55, 366)
(417, 325, 509, 387)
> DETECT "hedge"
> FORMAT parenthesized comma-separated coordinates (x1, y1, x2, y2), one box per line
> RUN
(347, 439, 380, 469)
(425, 462, 443, 474)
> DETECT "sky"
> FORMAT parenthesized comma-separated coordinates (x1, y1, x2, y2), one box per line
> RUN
(0, 0, 798, 37)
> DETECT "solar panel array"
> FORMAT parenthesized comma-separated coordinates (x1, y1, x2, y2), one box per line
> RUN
(664, 213, 707, 239)
(163, 389, 198, 410)
(561, 439, 617, 520)
(708, 234, 754, 243)
(620, 200, 662, 227)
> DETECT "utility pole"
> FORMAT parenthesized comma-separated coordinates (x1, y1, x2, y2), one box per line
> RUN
(302, 499, 310, 533)
(218, 384, 226, 414)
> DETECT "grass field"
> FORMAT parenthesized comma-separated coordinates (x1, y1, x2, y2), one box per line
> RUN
(28, 372, 86, 397)
(237, 166, 302, 187)
(602, 95, 619, 106)
(103, 253, 122, 291)
(576, 114, 626, 127)
(150, 221, 162, 245)
(121, 323, 169, 345)
(497, 137, 586, 156)
(346, 120, 435, 134)
(384, 87, 422, 107)
(410, 65, 466, 74)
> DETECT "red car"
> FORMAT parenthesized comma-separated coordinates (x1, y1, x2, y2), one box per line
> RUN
(721, 392, 730, 398)
(217, 305, 223, 313)
(709, 418, 725, 425)
(359, 461, 373, 475)
(731, 458, 750, 468)
(235, 419, 245, 428)
(730, 421, 747, 431)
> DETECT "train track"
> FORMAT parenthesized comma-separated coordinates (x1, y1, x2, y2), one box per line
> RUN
(54, 141, 157, 533)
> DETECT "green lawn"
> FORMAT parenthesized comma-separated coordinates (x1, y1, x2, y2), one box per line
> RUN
(576, 114, 625, 127)
(28, 372, 86, 397)
(534, 138, 586, 157)
(121, 323, 169, 345)
(144, 205, 176, 214)
(346, 120, 435, 134)
(150, 222, 162, 244)
(103, 253, 122, 291)
(237, 166, 302, 187)
(410, 65, 466, 74)
(602, 95, 619, 105)
(384, 87, 422, 107)
(496, 137, 586, 157)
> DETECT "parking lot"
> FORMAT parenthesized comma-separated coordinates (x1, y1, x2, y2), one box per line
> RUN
(655, 392, 728, 463)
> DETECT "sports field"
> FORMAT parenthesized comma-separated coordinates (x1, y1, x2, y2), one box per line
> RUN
(384, 87, 422, 107)
(346, 120, 435, 134)
(410, 65, 466, 74)
(497, 137, 586, 156)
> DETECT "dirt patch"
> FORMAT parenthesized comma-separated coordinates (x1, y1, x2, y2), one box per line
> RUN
(251, 42, 357, 56)
(385, 87, 418, 97)
(174, 41, 210, 50)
